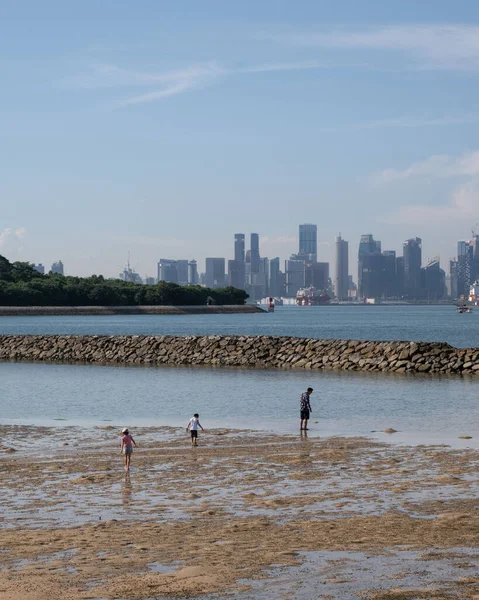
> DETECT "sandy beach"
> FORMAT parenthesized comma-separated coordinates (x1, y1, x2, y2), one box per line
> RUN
(1, 425, 478, 599)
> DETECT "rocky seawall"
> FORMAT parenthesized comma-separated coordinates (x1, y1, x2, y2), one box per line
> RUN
(0, 305, 264, 316)
(0, 335, 478, 375)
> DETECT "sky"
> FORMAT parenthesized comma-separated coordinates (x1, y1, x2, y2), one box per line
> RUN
(1, 0, 479, 278)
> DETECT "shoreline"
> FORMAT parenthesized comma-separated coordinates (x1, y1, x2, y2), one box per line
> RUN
(1, 425, 478, 599)
(0, 304, 264, 316)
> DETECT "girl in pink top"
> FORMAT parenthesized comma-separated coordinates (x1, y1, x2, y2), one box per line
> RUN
(120, 428, 137, 472)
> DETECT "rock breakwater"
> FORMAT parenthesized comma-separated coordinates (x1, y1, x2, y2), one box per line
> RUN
(0, 335, 478, 375)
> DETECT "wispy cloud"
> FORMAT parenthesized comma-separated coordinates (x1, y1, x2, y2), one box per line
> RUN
(377, 181, 479, 225)
(69, 58, 380, 108)
(270, 24, 479, 70)
(373, 150, 479, 226)
(69, 61, 226, 107)
(0, 227, 26, 250)
(373, 151, 479, 184)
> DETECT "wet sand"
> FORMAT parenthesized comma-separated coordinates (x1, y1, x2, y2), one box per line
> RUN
(0, 425, 478, 599)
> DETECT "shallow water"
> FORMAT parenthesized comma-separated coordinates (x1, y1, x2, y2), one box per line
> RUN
(0, 305, 478, 347)
(1, 361, 478, 447)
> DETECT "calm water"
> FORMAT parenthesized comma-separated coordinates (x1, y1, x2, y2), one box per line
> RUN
(0, 305, 478, 347)
(1, 362, 478, 448)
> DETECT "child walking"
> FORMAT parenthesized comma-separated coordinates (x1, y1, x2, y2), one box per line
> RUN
(120, 428, 137, 471)
(186, 413, 205, 446)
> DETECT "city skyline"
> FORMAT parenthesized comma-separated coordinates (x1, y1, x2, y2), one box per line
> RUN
(2, 2, 479, 276)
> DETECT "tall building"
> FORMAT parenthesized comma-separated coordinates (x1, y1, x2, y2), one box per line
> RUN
(176, 260, 189, 285)
(230, 233, 245, 290)
(268, 257, 281, 298)
(157, 259, 178, 283)
(205, 258, 226, 289)
(382, 251, 398, 298)
(188, 260, 198, 285)
(299, 224, 317, 263)
(228, 260, 244, 289)
(305, 262, 329, 291)
(250, 233, 260, 274)
(396, 256, 405, 298)
(457, 240, 474, 298)
(234, 233, 245, 262)
(285, 260, 305, 297)
(403, 238, 422, 300)
(422, 258, 445, 301)
(358, 234, 381, 298)
(334, 235, 349, 300)
(33, 264, 45, 275)
(51, 260, 64, 275)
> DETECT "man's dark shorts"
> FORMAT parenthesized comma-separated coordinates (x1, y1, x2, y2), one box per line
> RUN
(300, 410, 310, 420)
(190, 430, 198, 438)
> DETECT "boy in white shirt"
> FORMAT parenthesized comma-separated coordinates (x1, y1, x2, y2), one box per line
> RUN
(186, 413, 205, 446)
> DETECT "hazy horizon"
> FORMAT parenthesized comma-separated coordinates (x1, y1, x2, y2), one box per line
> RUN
(2, 0, 479, 278)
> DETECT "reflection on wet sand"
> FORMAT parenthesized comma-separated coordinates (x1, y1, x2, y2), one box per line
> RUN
(0, 424, 478, 599)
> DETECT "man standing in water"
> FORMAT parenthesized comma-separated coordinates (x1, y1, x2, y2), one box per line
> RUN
(300, 387, 313, 430)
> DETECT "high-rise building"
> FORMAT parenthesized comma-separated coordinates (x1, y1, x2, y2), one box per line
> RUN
(396, 256, 405, 298)
(51, 260, 64, 275)
(157, 259, 178, 283)
(231, 233, 246, 289)
(305, 262, 329, 291)
(228, 260, 245, 289)
(33, 264, 45, 275)
(403, 238, 422, 300)
(382, 251, 398, 298)
(285, 260, 305, 297)
(176, 260, 189, 285)
(188, 260, 198, 285)
(205, 258, 226, 289)
(334, 235, 349, 300)
(358, 234, 381, 298)
(234, 234, 245, 262)
(422, 258, 445, 301)
(457, 240, 474, 298)
(268, 257, 281, 298)
(299, 224, 317, 263)
(250, 233, 260, 274)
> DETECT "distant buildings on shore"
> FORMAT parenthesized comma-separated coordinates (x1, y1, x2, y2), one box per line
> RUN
(28, 227, 479, 303)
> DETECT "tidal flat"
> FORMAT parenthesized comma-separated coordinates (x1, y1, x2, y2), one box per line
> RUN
(0, 425, 478, 599)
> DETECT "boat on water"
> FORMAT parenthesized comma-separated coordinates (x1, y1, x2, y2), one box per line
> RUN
(296, 287, 331, 306)
(456, 304, 472, 314)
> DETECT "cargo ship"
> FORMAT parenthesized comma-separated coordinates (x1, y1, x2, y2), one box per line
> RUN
(296, 286, 331, 306)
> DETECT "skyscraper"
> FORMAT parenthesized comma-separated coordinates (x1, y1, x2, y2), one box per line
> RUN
(230, 233, 246, 290)
(228, 260, 244, 289)
(285, 260, 305, 297)
(250, 233, 260, 273)
(205, 258, 226, 289)
(157, 259, 178, 283)
(299, 224, 317, 263)
(51, 260, 64, 275)
(334, 235, 349, 300)
(268, 257, 281, 298)
(457, 240, 474, 298)
(358, 234, 381, 298)
(305, 262, 329, 291)
(234, 233, 245, 262)
(403, 238, 422, 300)
(176, 260, 189, 285)
(188, 260, 198, 285)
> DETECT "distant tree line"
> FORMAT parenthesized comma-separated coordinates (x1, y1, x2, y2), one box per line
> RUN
(0, 255, 248, 306)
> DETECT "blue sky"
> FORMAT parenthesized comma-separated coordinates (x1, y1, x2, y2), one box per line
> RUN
(1, 0, 479, 278)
